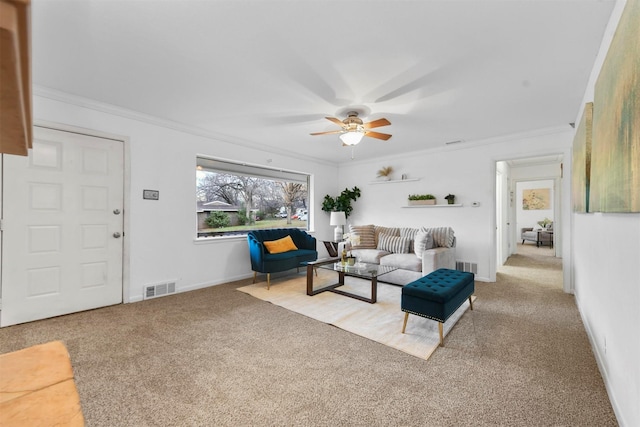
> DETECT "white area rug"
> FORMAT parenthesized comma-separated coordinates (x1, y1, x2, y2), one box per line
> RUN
(238, 270, 474, 360)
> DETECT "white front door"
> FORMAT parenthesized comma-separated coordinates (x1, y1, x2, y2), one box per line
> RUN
(1, 126, 124, 327)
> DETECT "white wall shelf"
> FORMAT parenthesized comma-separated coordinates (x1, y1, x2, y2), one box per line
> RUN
(369, 178, 420, 185)
(402, 204, 463, 208)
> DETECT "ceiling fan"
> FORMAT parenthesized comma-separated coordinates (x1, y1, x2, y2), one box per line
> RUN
(310, 111, 391, 146)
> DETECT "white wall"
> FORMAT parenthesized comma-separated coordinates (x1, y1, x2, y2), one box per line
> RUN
(336, 128, 573, 282)
(33, 93, 339, 303)
(570, 1, 639, 425)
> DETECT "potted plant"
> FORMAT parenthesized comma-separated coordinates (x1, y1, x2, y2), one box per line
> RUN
(321, 187, 361, 218)
(376, 166, 393, 181)
(537, 217, 553, 229)
(445, 194, 456, 205)
(408, 194, 436, 206)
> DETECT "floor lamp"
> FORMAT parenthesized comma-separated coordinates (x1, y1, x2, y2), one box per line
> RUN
(330, 211, 346, 242)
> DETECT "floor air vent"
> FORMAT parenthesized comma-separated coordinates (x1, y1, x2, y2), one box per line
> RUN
(456, 261, 478, 274)
(144, 281, 176, 300)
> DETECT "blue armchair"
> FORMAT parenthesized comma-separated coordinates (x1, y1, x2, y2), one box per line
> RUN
(247, 229, 317, 289)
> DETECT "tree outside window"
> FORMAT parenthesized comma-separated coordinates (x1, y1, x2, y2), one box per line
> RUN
(196, 158, 309, 238)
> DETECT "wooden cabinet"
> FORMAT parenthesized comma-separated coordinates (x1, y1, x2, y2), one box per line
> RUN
(0, 0, 32, 156)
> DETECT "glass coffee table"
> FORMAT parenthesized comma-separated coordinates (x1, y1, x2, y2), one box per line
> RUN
(306, 258, 398, 304)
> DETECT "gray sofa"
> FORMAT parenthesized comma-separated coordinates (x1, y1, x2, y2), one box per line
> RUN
(521, 223, 553, 247)
(342, 225, 456, 285)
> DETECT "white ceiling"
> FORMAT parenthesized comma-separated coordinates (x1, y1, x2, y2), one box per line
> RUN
(31, 0, 615, 164)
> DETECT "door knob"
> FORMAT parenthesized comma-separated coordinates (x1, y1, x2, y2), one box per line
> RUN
(113, 209, 121, 215)
(113, 232, 121, 238)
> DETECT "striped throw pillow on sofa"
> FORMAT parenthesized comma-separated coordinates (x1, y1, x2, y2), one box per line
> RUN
(349, 224, 376, 249)
(421, 227, 455, 248)
(377, 233, 411, 254)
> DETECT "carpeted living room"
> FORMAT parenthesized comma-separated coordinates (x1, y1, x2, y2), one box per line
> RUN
(1, 0, 638, 426)
(0, 244, 617, 425)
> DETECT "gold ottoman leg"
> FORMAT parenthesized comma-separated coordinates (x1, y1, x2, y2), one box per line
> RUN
(401, 312, 409, 333)
(267, 273, 271, 290)
(438, 322, 444, 347)
(469, 296, 474, 310)
(253, 271, 257, 284)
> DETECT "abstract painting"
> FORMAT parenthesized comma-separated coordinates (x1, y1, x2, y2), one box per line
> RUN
(590, 0, 640, 213)
(572, 103, 593, 213)
(523, 189, 550, 210)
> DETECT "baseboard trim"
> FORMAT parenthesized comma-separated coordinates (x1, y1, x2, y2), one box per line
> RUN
(128, 273, 254, 303)
(574, 292, 625, 426)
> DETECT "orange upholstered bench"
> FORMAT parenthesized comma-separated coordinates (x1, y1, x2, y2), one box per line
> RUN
(0, 340, 85, 426)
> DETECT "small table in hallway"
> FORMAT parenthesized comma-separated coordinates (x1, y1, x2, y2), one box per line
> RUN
(537, 230, 553, 248)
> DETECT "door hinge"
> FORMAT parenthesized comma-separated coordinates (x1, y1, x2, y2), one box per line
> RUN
(0, 218, 3, 231)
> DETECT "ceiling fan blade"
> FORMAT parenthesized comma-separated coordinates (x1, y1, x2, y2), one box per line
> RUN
(325, 117, 346, 128)
(363, 118, 391, 129)
(310, 130, 344, 136)
(364, 131, 392, 141)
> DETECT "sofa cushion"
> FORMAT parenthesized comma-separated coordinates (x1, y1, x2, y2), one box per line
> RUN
(377, 233, 410, 254)
(414, 230, 434, 258)
(380, 253, 422, 272)
(378, 269, 422, 286)
(421, 227, 455, 248)
(349, 249, 390, 264)
(263, 248, 316, 262)
(400, 227, 419, 252)
(349, 224, 376, 249)
(374, 226, 399, 245)
(263, 235, 298, 254)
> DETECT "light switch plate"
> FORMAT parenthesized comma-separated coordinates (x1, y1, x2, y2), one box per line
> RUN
(143, 189, 159, 200)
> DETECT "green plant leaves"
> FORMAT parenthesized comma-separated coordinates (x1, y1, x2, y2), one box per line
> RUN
(321, 186, 361, 218)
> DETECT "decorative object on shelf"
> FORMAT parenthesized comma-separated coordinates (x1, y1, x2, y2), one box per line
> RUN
(376, 166, 393, 181)
(330, 211, 346, 241)
(321, 186, 361, 218)
(445, 194, 456, 205)
(402, 203, 463, 208)
(408, 194, 436, 206)
(369, 177, 420, 185)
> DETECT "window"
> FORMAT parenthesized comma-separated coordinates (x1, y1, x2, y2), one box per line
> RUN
(196, 157, 310, 238)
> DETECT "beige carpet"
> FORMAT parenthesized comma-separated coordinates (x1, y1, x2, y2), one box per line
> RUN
(238, 270, 473, 360)
(0, 244, 617, 426)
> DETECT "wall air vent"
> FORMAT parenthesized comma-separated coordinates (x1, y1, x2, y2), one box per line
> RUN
(143, 281, 177, 300)
(456, 261, 478, 274)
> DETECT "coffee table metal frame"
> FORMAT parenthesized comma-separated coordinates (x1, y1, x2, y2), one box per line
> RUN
(306, 258, 397, 304)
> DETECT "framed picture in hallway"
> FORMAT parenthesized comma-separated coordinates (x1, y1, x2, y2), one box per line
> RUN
(572, 102, 593, 213)
(522, 188, 550, 210)
(590, 0, 640, 213)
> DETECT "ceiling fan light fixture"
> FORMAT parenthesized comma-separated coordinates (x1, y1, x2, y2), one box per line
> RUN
(339, 130, 365, 145)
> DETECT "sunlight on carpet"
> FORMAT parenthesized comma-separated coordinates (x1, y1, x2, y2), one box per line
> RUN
(238, 270, 474, 360)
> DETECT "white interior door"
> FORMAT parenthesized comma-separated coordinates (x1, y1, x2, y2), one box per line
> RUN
(1, 126, 124, 327)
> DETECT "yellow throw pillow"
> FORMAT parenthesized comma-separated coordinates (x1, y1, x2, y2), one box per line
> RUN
(263, 235, 298, 254)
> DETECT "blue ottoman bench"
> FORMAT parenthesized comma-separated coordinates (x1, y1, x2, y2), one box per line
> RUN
(401, 268, 475, 346)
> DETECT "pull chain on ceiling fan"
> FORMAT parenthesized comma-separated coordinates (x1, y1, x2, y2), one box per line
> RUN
(310, 111, 392, 146)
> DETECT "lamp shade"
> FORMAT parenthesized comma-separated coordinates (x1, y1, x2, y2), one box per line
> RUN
(329, 211, 346, 226)
(339, 131, 364, 145)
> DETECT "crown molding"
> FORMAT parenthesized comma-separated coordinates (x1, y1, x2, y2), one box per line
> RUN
(33, 85, 337, 167)
(338, 124, 573, 167)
